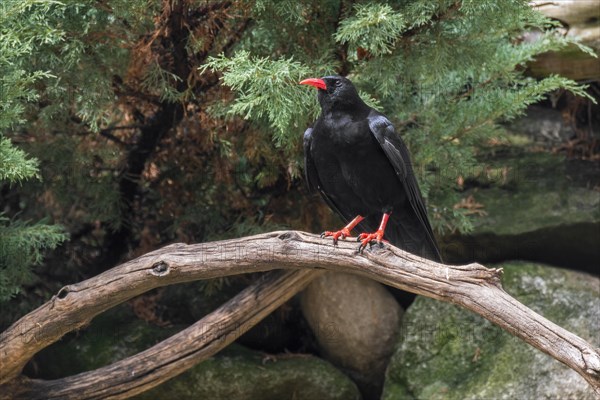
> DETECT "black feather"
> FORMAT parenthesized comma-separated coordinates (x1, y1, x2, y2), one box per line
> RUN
(303, 75, 441, 261)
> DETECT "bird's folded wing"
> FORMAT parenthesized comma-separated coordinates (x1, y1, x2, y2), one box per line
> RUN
(303, 127, 362, 227)
(303, 127, 319, 193)
(367, 112, 442, 260)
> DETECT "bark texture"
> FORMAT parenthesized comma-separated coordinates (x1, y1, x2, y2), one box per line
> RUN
(1, 231, 598, 398)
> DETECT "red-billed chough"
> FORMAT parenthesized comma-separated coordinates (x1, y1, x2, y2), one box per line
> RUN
(300, 76, 441, 261)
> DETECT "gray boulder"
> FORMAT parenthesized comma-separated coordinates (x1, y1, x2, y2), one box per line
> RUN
(301, 272, 402, 399)
(382, 261, 600, 399)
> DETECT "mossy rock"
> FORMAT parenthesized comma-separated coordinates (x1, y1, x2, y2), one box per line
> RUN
(133, 344, 361, 400)
(382, 262, 599, 400)
(26, 303, 180, 379)
(467, 153, 599, 236)
(27, 302, 360, 400)
(442, 152, 600, 271)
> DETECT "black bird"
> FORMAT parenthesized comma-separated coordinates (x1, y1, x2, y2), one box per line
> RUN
(300, 76, 442, 261)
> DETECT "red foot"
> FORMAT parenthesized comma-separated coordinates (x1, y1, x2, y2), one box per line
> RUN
(321, 228, 352, 245)
(320, 215, 364, 246)
(357, 230, 386, 252)
(356, 213, 391, 253)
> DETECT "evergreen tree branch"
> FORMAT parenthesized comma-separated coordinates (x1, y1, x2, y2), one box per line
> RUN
(98, 127, 134, 146)
(100, 0, 238, 269)
(398, 0, 461, 44)
(333, 0, 355, 76)
(0, 231, 598, 398)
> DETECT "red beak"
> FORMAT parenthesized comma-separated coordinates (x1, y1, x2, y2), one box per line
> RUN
(299, 78, 327, 90)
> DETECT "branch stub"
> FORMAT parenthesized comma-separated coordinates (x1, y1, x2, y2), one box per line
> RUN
(150, 261, 169, 276)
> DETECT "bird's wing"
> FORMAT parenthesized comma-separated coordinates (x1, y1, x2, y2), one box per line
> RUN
(367, 111, 442, 261)
(303, 127, 356, 224)
(303, 127, 319, 192)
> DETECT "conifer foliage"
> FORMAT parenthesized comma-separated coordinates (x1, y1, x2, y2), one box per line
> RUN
(0, 0, 595, 307)
(1, 1, 68, 301)
(208, 0, 593, 232)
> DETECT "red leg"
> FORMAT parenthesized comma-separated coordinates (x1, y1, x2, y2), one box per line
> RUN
(321, 215, 364, 245)
(357, 213, 390, 252)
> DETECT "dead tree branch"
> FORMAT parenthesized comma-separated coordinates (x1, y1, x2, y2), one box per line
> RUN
(1, 231, 599, 398)
(1, 270, 320, 399)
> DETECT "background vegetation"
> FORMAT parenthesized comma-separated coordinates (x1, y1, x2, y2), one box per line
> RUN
(1, 0, 597, 376)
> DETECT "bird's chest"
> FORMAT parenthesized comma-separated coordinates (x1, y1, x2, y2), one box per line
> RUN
(311, 119, 371, 162)
(310, 120, 399, 199)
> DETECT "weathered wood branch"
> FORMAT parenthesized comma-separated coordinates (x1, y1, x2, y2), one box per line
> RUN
(1, 269, 321, 399)
(1, 231, 599, 398)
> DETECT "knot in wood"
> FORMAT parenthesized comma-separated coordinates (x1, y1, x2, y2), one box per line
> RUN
(57, 286, 70, 299)
(151, 261, 169, 276)
(278, 231, 300, 241)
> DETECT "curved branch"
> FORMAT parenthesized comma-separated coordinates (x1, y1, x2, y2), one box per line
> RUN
(1, 231, 599, 397)
(1, 270, 320, 399)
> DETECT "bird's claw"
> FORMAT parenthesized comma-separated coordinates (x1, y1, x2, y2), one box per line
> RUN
(356, 231, 385, 253)
(321, 228, 351, 246)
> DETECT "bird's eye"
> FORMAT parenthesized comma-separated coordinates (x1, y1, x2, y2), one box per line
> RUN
(335, 80, 342, 87)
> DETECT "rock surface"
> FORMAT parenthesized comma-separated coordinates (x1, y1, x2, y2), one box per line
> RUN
(26, 304, 360, 400)
(133, 344, 361, 400)
(441, 152, 600, 272)
(527, 1, 600, 80)
(382, 261, 600, 400)
(25, 304, 179, 379)
(301, 272, 402, 400)
(506, 106, 576, 147)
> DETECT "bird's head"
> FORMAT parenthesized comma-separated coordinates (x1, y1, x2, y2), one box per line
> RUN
(299, 75, 366, 112)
